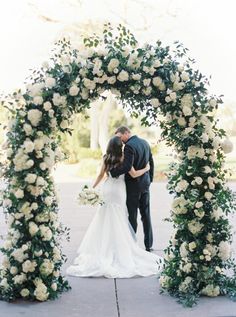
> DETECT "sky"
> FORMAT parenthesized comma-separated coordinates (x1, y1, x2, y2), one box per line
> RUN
(0, 0, 236, 104)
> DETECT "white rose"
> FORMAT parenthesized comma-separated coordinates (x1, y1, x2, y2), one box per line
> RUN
(27, 109, 42, 127)
(43, 101, 52, 111)
(20, 288, 30, 297)
(195, 201, 203, 208)
(29, 222, 39, 236)
(209, 99, 217, 108)
(175, 179, 189, 192)
(150, 98, 160, 108)
(177, 117, 186, 127)
(132, 74, 141, 80)
(165, 96, 172, 103)
(33, 96, 44, 105)
(117, 70, 129, 82)
(189, 242, 197, 252)
(152, 76, 162, 87)
(3, 198, 12, 208)
(45, 196, 53, 206)
(69, 85, 79, 96)
(15, 189, 24, 199)
(22, 260, 37, 273)
(25, 173, 37, 184)
(180, 242, 188, 258)
(31, 202, 38, 211)
(23, 140, 35, 153)
(10, 266, 18, 275)
(107, 76, 116, 85)
(34, 138, 44, 151)
(171, 195, 188, 214)
(40, 225, 53, 241)
(195, 177, 203, 185)
(188, 220, 204, 235)
(45, 77, 56, 88)
(34, 282, 49, 301)
(23, 124, 33, 136)
(143, 78, 151, 87)
(107, 58, 119, 72)
(205, 192, 213, 200)
(39, 259, 54, 276)
(201, 284, 220, 297)
(60, 120, 69, 130)
(181, 72, 189, 81)
(0, 278, 9, 289)
(36, 177, 45, 187)
(182, 106, 192, 116)
(39, 162, 47, 171)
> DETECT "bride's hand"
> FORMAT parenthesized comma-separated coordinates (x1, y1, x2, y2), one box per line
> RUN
(145, 163, 150, 172)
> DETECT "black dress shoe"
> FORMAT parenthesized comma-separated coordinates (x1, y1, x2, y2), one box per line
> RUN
(146, 248, 154, 252)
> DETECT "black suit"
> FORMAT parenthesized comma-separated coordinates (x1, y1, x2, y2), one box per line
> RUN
(110, 135, 154, 250)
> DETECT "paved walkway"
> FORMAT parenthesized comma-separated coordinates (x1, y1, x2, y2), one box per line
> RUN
(0, 178, 236, 317)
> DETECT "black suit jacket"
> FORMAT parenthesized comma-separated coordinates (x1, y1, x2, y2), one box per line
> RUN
(110, 135, 154, 192)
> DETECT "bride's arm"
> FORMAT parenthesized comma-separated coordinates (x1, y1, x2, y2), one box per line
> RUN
(92, 163, 106, 188)
(128, 163, 150, 178)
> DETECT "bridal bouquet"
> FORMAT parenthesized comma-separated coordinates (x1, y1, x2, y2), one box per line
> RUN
(77, 185, 104, 206)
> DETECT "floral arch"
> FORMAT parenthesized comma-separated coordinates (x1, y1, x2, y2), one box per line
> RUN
(0, 24, 235, 306)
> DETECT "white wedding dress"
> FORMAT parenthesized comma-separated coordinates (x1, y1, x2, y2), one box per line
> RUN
(66, 174, 163, 278)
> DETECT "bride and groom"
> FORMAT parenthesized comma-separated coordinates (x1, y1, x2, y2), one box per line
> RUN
(66, 126, 163, 278)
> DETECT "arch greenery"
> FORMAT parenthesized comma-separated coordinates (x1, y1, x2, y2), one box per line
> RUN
(0, 24, 236, 306)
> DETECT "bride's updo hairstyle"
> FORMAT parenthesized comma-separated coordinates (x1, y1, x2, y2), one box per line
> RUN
(104, 136, 123, 172)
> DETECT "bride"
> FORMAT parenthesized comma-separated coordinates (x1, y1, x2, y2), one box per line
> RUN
(66, 136, 163, 278)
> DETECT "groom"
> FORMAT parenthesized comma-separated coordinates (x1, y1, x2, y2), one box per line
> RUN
(110, 126, 154, 251)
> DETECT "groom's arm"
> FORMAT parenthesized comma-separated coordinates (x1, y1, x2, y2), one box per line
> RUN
(149, 149, 154, 183)
(110, 145, 134, 177)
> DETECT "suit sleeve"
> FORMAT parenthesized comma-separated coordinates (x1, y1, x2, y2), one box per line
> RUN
(110, 145, 134, 177)
(149, 148, 154, 183)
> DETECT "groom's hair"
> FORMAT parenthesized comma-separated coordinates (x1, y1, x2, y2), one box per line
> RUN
(115, 126, 131, 135)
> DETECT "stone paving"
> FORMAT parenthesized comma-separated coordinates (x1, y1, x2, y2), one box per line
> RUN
(0, 175, 236, 317)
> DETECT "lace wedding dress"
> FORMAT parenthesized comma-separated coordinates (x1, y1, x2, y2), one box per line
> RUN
(66, 174, 163, 278)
